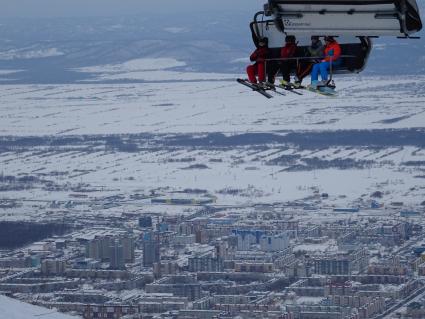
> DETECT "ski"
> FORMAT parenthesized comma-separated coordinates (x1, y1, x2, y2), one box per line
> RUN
(264, 83, 286, 96)
(305, 85, 338, 97)
(271, 88, 286, 97)
(237, 79, 274, 99)
(276, 84, 303, 96)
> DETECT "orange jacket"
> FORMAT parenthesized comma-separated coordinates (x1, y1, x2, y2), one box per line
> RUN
(250, 47, 269, 64)
(323, 42, 341, 62)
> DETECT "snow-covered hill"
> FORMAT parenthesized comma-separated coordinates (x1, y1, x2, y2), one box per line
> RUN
(0, 295, 79, 319)
(0, 68, 424, 216)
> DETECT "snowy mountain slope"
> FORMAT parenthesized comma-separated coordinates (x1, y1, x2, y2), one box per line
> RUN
(73, 57, 237, 82)
(0, 13, 252, 83)
(0, 295, 79, 319)
(0, 47, 64, 60)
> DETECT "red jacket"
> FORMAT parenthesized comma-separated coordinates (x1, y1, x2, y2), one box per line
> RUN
(323, 42, 341, 62)
(281, 43, 297, 59)
(250, 47, 268, 64)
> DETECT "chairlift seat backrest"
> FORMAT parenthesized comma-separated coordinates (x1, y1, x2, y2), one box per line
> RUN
(266, 0, 422, 37)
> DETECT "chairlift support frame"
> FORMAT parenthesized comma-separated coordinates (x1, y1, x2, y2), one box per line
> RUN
(249, 0, 422, 79)
(263, 0, 422, 37)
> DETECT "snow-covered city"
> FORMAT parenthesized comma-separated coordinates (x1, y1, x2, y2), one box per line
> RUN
(1, 1, 425, 319)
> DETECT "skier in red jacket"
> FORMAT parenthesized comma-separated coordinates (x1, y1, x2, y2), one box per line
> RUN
(310, 36, 342, 88)
(279, 35, 298, 86)
(247, 38, 269, 84)
(267, 35, 298, 85)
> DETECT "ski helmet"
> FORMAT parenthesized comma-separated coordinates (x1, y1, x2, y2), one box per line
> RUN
(259, 37, 268, 46)
(285, 35, 296, 43)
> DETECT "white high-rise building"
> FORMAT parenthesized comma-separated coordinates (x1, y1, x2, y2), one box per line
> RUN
(260, 233, 289, 252)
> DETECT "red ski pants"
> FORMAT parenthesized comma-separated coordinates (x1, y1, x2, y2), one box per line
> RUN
(247, 63, 265, 83)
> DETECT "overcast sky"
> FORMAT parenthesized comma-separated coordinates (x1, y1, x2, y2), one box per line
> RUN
(1, 0, 263, 18)
(2, 0, 423, 19)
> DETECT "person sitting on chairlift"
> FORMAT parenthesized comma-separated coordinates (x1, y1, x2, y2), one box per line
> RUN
(310, 36, 342, 89)
(294, 36, 324, 88)
(247, 38, 269, 84)
(266, 35, 297, 85)
(278, 35, 298, 87)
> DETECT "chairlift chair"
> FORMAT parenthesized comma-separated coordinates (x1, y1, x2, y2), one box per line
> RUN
(250, 0, 422, 78)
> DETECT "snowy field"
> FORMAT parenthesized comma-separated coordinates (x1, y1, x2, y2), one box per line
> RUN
(0, 64, 425, 220)
(0, 76, 424, 136)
